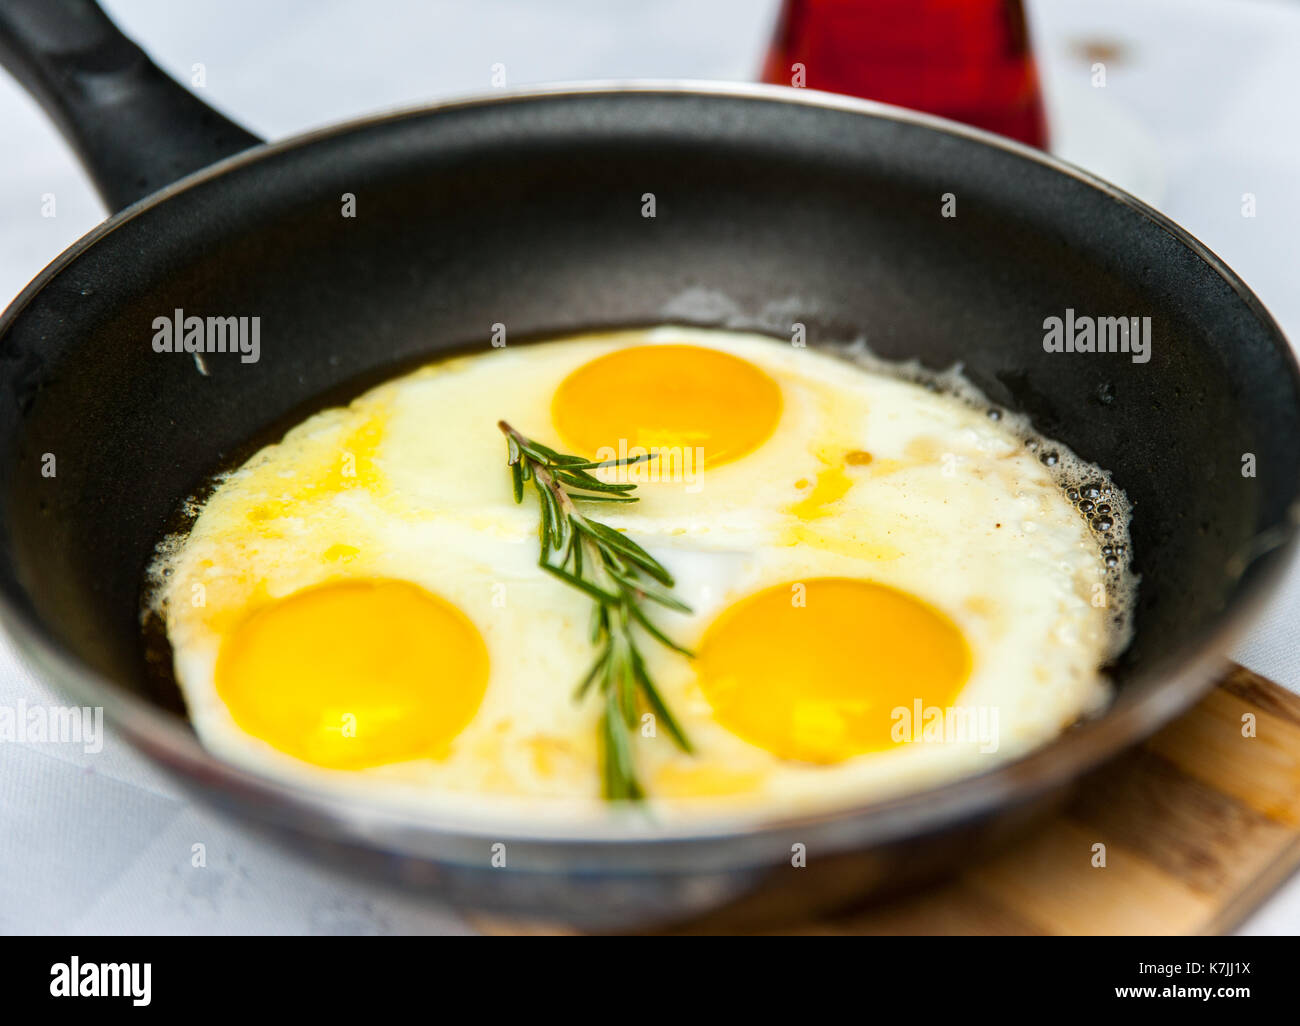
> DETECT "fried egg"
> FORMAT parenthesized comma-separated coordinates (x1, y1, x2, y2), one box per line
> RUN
(148, 326, 1135, 824)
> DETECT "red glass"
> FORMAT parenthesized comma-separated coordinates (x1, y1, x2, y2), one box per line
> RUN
(761, 0, 1048, 148)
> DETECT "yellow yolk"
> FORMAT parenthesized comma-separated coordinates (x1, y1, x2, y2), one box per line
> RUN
(214, 578, 489, 769)
(551, 345, 782, 468)
(696, 578, 971, 763)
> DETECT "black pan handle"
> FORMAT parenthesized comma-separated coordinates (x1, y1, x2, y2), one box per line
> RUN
(0, 0, 263, 212)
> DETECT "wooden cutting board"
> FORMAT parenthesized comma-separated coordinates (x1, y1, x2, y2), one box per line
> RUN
(474, 666, 1300, 936)
(770, 665, 1300, 936)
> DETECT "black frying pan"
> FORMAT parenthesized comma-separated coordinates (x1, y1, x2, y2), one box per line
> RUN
(1, 0, 1298, 930)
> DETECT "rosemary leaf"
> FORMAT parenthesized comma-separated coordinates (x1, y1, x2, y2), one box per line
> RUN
(629, 642, 694, 752)
(609, 568, 693, 613)
(574, 650, 605, 702)
(563, 452, 656, 472)
(538, 559, 621, 605)
(554, 493, 639, 503)
(510, 458, 524, 503)
(628, 602, 695, 658)
(578, 519, 674, 585)
(553, 470, 638, 494)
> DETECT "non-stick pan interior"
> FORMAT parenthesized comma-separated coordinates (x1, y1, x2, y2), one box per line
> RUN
(0, 90, 1296, 717)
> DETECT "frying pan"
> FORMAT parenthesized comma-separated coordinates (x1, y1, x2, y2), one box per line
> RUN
(1, 0, 1298, 931)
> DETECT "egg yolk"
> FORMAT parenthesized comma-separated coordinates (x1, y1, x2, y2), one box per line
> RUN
(214, 579, 489, 769)
(551, 345, 782, 468)
(696, 578, 971, 763)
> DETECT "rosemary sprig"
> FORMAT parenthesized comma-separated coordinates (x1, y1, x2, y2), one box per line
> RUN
(499, 420, 693, 800)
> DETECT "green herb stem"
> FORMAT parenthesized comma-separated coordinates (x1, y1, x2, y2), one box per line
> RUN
(499, 420, 693, 800)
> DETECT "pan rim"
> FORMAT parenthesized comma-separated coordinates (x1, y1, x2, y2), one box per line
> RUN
(2, 80, 1298, 853)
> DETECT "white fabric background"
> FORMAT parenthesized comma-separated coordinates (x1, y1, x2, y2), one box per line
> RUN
(0, 0, 1296, 934)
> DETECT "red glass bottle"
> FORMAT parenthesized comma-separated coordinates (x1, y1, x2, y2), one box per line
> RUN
(761, 0, 1049, 148)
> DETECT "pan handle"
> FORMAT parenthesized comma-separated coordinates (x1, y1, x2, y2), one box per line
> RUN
(0, 0, 263, 213)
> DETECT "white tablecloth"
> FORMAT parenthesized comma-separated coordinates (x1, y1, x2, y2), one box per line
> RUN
(0, 0, 1296, 934)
